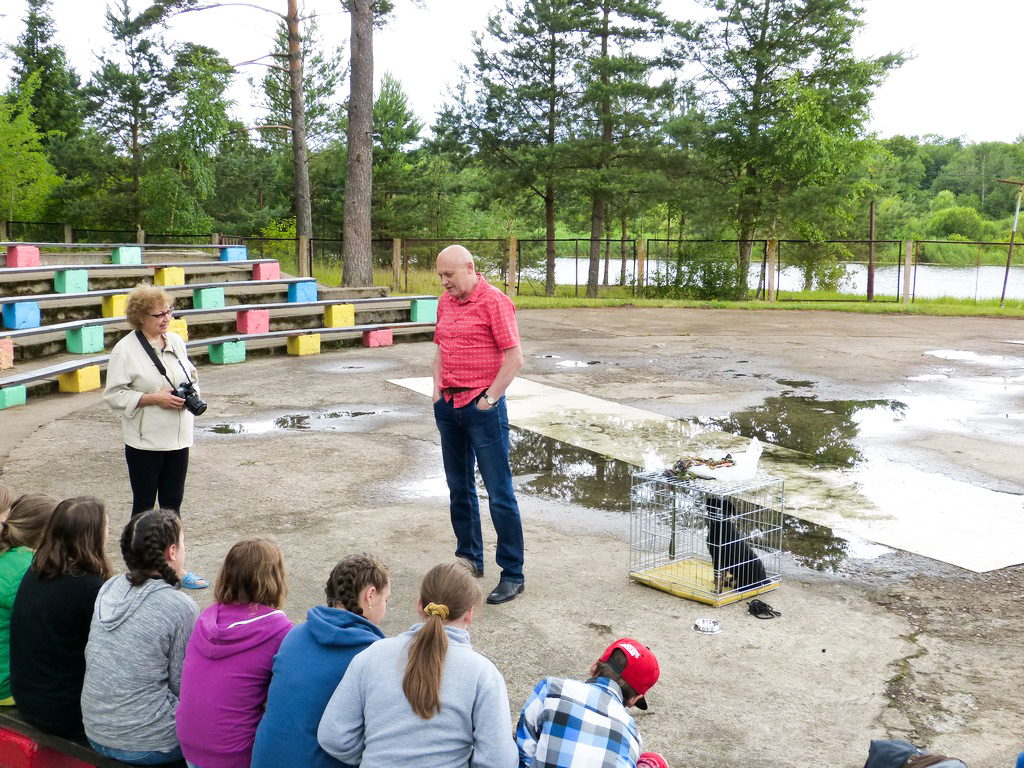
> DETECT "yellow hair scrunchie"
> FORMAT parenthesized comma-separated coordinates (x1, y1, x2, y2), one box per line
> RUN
(424, 602, 450, 620)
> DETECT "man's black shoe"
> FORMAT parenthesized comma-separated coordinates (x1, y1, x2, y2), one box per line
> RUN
(486, 579, 524, 605)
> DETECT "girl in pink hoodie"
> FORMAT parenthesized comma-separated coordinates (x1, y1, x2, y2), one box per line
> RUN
(176, 537, 293, 768)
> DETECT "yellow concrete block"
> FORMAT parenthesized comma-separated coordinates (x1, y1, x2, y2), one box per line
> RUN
(324, 304, 355, 328)
(58, 365, 101, 393)
(102, 294, 127, 318)
(168, 318, 188, 341)
(287, 333, 321, 356)
(155, 267, 185, 286)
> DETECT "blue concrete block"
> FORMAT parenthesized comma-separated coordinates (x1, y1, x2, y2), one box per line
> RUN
(220, 246, 248, 261)
(287, 281, 318, 302)
(2, 302, 41, 330)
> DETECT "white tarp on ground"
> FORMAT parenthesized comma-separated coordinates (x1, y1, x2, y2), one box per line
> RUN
(389, 377, 1024, 573)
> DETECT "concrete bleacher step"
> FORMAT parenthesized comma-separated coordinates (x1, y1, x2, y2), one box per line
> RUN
(1, 243, 440, 408)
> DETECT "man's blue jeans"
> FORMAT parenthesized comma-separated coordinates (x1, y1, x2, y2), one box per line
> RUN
(434, 394, 524, 582)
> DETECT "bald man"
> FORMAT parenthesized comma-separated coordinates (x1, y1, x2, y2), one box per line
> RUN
(432, 245, 526, 604)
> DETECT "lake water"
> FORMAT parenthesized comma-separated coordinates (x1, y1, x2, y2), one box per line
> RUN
(519, 258, 1024, 301)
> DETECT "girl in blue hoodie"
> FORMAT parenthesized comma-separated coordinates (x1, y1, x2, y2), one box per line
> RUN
(176, 537, 293, 768)
(251, 553, 390, 768)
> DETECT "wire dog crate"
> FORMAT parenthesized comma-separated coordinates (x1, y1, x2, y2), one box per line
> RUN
(630, 470, 783, 607)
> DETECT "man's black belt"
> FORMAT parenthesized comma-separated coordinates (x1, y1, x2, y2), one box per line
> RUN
(442, 387, 475, 395)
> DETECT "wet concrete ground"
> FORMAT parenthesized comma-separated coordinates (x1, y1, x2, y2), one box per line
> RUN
(1, 307, 1022, 767)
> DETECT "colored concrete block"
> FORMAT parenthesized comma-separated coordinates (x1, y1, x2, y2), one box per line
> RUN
(361, 329, 393, 348)
(111, 246, 141, 264)
(168, 317, 188, 340)
(209, 340, 246, 365)
(2, 302, 40, 330)
(236, 309, 269, 334)
(154, 266, 185, 286)
(410, 298, 438, 324)
(58, 364, 101, 393)
(0, 726, 92, 767)
(287, 333, 321, 356)
(5, 245, 41, 267)
(252, 261, 281, 280)
(287, 281, 317, 302)
(324, 304, 355, 328)
(220, 245, 248, 261)
(65, 325, 104, 354)
(0, 386, 27, 409)
(0, 339, 12, 370)
(54, 269, 88, 293)
(193, 287, 225, 309)
(101, 294, 127, 318)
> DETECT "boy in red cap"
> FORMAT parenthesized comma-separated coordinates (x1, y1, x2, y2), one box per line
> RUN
(516, 637, 667, 767)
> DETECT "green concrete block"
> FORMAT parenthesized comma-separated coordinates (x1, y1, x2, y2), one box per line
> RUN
(54, 269, 88, 293)
(410, 298, 438, 324)
(209, 340, 246, 365)
(0, 386, 27, 409)
(66, 325, 104, 354)
(193, 287, 226, 309)
(111, 246, 141, 264)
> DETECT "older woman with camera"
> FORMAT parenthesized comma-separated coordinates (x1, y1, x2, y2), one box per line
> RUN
(103, 284, 207, 589)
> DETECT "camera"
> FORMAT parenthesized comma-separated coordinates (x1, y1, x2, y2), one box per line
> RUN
(174, 382, 207, 416)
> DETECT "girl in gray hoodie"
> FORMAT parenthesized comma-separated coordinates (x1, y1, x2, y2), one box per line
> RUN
(82, 508, 199, 765)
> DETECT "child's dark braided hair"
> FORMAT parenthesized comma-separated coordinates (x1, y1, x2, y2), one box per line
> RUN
(120, 508, 182, 588)
(325, 553, 389, 614)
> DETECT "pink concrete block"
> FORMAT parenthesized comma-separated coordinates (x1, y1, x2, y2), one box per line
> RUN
(361, 329, 393, 348)
(236, 309, 270, 334)
(252, 261, 281, 280)
(6, 245, 41, 267)
(0, 339, 12, 370)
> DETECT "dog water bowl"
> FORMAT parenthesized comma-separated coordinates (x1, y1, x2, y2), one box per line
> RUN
(692, 618, 722, 634)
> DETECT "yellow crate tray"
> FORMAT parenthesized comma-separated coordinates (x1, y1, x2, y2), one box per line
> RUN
(630, 558, 779, 607)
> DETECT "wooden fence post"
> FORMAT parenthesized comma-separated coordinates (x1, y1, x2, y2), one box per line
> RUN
(507, 237, 518, 297)
(64, 223, 74, 244)
(392, 238, 401, 290)
(296, 235, 311, 277)
(211, 232, 221, 246)
(136, 226, 145, 245)
(902, 240, 914, 304)
(766, 238, 777, 301)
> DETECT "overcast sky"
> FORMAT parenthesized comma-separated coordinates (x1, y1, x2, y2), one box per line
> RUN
(0, 0, 1021, 144)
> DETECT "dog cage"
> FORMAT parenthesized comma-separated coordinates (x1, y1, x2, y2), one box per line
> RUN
(630, 470, 783, 607)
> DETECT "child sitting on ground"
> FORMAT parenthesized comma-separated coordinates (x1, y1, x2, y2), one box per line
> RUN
(10, 497, 114, 736)
(0, 492, 59, 705)
(82, 508, 199, 765)
(176, 537, 293, 768)
(251, 553, 390, 768)
(318, 561, 518, 768)
(516, 637, 666, 768)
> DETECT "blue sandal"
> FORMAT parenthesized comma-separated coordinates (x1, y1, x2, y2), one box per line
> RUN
(182, 571, 208, 589)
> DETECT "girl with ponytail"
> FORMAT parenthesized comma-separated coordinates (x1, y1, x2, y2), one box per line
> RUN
(81, 508, 200, 765)
(318, 561, 517, 768)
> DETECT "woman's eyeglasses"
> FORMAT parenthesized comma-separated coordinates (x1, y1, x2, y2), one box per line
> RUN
(148, 308, 174, 319)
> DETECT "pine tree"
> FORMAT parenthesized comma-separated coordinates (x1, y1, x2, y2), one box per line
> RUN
(677, 0, 902, 283)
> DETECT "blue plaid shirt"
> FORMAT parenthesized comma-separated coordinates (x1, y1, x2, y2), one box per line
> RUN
(516, 676, 642, 768)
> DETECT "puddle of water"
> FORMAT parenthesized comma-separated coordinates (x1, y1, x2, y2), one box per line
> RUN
(697, 396, 906, 469)
(508, 426, 864, 571)
(777, 379, 814, 388)
(555, 360, 601, 368)
(203, 407, 396, 435)
(925, 349, 1022, 367)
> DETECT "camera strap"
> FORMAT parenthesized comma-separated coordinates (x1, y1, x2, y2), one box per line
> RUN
(134, 330, 193, 390)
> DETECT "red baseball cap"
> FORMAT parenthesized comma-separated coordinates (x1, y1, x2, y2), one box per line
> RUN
(637, 753, 670, 768)
(599, 638, 660, 709)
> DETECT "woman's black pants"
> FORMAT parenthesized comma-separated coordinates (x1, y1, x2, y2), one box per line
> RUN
(124, 445, 189, 517)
